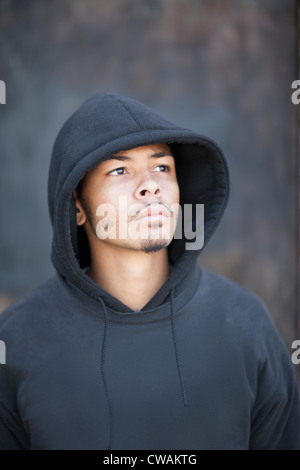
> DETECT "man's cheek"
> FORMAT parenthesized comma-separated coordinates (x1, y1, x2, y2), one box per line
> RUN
(95, 203, 117, 239)
(172, 181, 180, 205)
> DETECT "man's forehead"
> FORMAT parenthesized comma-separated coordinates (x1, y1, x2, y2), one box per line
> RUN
(109, 142, 173, 159)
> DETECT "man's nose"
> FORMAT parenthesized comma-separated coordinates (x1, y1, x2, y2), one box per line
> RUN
(134, 176, 161, 199)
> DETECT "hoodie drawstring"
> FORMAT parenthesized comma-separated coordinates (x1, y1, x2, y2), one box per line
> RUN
(98, 296, 114, 450)
(170, 289, 190, 407)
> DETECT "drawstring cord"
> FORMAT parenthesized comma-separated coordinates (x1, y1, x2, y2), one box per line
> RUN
(98, 296, 114, 450)
(170, 289, 190, 407)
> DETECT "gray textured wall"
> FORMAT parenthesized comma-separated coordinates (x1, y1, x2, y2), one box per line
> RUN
(0, 0, 298, 359)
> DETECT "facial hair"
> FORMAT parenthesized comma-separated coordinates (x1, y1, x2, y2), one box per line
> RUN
(141, 239, 168, 253)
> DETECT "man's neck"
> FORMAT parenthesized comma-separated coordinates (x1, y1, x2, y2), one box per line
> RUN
(86, 244, 170, 311)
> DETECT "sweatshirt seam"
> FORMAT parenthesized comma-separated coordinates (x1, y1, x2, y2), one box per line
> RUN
(112, 95, 146, 132)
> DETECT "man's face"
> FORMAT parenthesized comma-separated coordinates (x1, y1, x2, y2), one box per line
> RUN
(74, 143, 180, 253)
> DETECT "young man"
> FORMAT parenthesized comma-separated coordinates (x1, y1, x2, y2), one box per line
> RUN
(0, 93, 299, 450)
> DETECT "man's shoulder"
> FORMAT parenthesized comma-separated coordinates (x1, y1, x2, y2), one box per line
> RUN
(197, 265, 274, 330)
(0, 275, 63, 330)
(197, 266, 292, 365)
(199, 265, 267, 306)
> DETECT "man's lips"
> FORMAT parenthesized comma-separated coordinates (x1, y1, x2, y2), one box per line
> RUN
(133, 204, 171, 221)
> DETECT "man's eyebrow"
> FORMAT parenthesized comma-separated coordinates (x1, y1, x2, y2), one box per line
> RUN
(106, 155, 131, 162)
(150, 151, 173, 158)
(107, 151, 173, 162)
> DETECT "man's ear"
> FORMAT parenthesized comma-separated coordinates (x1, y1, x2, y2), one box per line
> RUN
(73, 189, 87, 226)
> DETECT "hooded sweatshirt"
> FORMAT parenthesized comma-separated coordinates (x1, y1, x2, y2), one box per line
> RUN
(0, 93, 299, 450)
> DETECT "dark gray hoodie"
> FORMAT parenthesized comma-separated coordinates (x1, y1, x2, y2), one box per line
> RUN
(0, 93, 299, 450)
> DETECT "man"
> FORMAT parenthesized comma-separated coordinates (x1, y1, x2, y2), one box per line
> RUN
(0, 93, 299, 450)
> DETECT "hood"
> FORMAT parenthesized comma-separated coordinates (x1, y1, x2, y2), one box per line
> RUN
(48, 92, 230, 311)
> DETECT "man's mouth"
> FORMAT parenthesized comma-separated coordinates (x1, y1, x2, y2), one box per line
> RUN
(134, 204, 171, 222)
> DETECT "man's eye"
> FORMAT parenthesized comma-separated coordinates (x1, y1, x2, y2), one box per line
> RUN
(153, 164, 170, 172)
(108, 167, 126, 176)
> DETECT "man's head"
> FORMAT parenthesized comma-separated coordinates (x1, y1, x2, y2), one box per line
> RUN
(73, 142, 180, 254)
(48, 93, 229, 292)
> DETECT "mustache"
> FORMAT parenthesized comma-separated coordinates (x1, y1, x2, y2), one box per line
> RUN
(128, 201, 173, 219)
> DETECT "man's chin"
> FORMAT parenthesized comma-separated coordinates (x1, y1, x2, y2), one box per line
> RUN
(140, 239, 169, 254)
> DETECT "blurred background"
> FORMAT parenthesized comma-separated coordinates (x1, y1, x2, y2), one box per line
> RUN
(0, 0, 299, 379)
